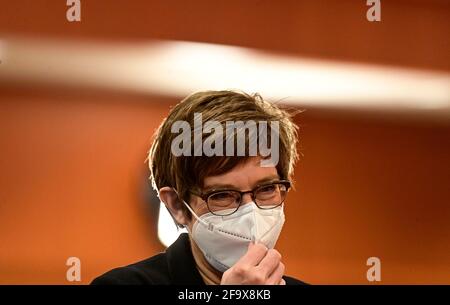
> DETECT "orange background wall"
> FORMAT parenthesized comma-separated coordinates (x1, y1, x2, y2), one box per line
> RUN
(0, 0, 448, 71)
(0, 87, 448, 284)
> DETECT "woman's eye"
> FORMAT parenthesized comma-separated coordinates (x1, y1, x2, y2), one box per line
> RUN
(210, 192, 234, 201)
(259, 185, 276, 193)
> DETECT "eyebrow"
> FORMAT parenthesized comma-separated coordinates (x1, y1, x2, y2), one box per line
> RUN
(203, 175, 280, 193)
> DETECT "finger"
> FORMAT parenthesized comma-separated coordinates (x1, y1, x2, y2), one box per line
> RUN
(256, 249, 282, 278)
(279, 279, 286, 285)
(234, 242, 268, 267)
(267, 262, 285, 285)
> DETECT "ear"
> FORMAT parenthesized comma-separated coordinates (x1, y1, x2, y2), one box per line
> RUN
(159, 186, 189, 226)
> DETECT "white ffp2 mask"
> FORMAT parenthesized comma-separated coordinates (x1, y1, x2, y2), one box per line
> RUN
(183, 200, 285, 273)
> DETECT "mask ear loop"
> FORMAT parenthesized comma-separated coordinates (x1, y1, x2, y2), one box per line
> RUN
(172, 188, 214, 231)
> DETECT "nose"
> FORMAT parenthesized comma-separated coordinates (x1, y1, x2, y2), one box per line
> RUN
(240, 192, 254, 205)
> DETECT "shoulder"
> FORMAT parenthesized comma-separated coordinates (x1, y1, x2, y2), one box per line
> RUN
(91, 233, 203, 285)
(91, 252, 170, 285)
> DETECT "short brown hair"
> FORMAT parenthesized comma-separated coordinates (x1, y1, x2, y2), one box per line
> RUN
(148, 90, 299, 223)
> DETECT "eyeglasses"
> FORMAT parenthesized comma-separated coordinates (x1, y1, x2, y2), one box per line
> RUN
(190, 180, 291, 216)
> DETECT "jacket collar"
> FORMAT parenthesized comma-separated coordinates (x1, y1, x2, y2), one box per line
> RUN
(165, 233, 205, 285)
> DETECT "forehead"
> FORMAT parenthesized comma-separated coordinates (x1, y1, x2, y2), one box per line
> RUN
(203, 157, 278, 191)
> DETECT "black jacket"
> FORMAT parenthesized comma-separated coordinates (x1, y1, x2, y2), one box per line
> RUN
(91, 233, 306, 285)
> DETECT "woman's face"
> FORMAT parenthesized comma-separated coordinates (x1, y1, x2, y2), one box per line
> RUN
(185, 156, 279, 231)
